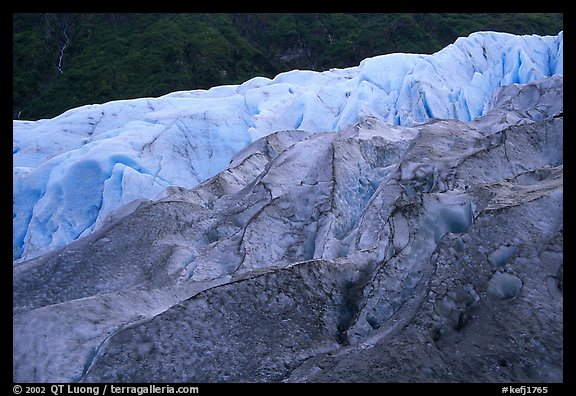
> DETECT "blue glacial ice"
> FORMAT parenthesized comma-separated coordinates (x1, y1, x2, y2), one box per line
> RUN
(13, 31, 563, 262)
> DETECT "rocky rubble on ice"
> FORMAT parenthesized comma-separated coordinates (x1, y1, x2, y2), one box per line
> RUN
(13, 73, 563, 383)
(13, 31, 563, 263)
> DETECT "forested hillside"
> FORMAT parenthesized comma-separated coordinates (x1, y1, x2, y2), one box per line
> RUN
(13, 13, 563, 120)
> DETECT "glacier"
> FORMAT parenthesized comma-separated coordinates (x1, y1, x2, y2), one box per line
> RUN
(13, 31, 563, 263)
(13, 73, 563, 383)
(13, 30, 563, 383)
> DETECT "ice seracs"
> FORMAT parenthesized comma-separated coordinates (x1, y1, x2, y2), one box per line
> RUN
(13, 31, 563, 265)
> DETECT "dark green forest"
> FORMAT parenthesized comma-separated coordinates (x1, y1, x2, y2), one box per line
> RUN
(13, 13, 563, 120)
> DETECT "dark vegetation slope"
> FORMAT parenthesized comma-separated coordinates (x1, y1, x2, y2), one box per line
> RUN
(13, 13, 563, 120)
